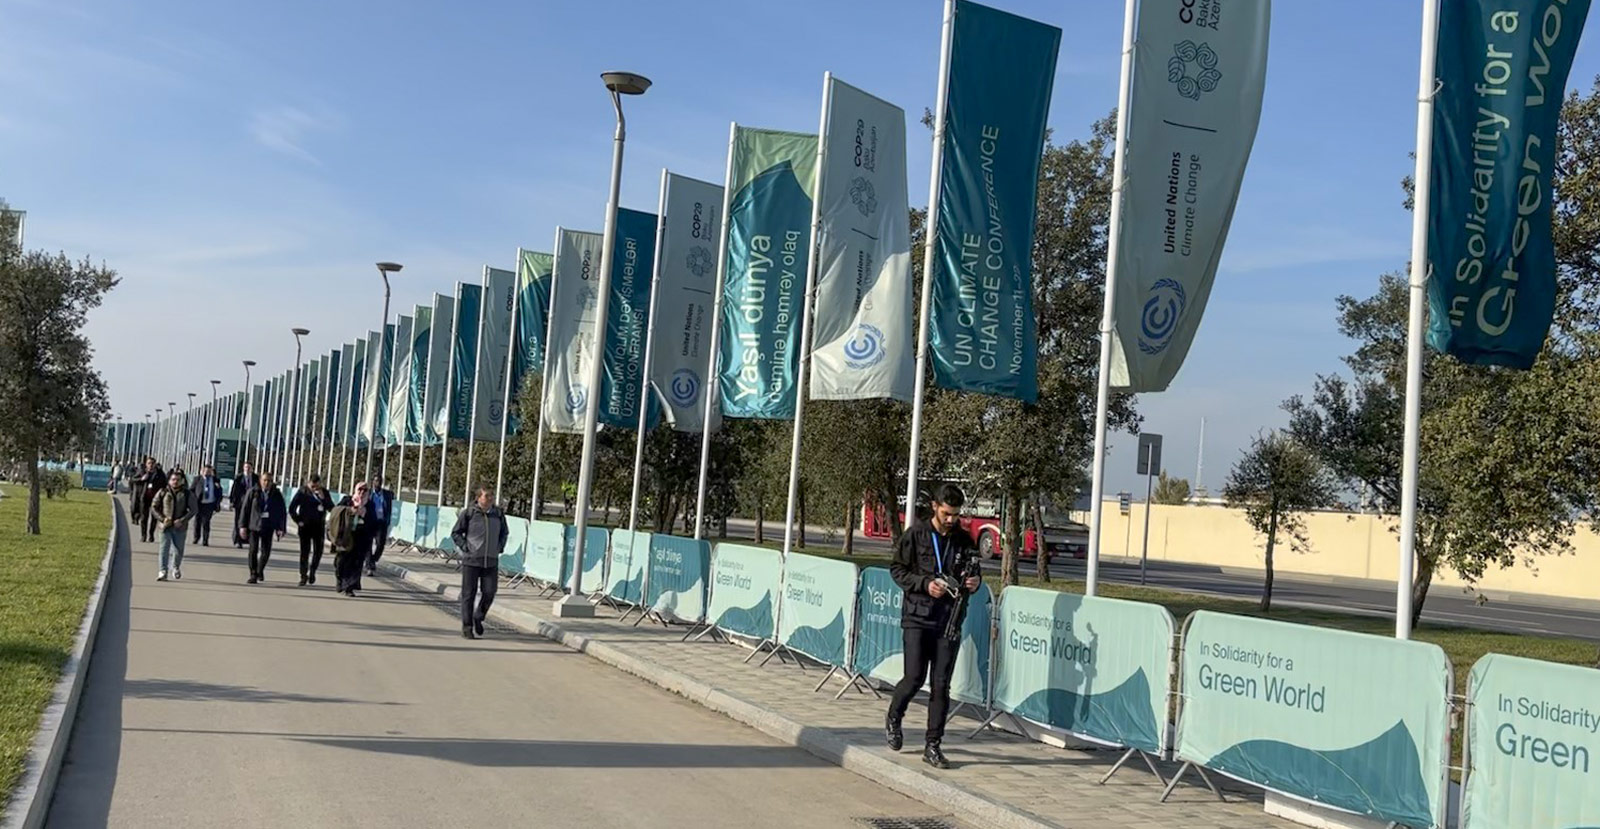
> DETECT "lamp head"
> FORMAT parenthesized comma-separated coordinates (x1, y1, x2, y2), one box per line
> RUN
(601, 71, 651, 95)
(376, 262, 403, 274)
(292, 327, 311, 337)
(187, 393, 196, 400)
(243, 360, 257, 368)
(211, 379, 222, 386)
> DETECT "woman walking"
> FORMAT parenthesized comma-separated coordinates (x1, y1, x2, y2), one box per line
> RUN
(332, 482, 378, 596)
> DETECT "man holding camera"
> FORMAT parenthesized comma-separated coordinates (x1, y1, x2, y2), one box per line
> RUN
(886, 483, 982, 770)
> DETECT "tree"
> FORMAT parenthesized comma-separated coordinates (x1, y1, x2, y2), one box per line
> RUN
(0, 207, 119, 534)
(1222, 432, 1339, 612)
(1152, 471, 1191, 505)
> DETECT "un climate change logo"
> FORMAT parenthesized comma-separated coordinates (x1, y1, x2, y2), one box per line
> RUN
(1168, 41, 1221, 100)
(685, 246, 714, 279)
(843, 324, 886, 370)
(850, 177, 878, 217)
(1138, 279, 1187, 355)
(668, 369, 699, 407)
(565, 385, 587, 414)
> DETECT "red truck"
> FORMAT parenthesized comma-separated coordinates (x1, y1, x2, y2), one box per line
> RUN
(861, 490, 1089, 561)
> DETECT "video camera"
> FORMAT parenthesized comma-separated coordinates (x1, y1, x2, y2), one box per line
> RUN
(936, 557, 983, 640)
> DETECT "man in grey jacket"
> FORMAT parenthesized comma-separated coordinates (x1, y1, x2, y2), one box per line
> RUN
(450, 487, 509, 640)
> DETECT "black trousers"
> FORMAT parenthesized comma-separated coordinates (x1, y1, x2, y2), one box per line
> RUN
(368, 526, 389, 569)
(887, 627, 962, 744)
(193, 503, 217, 544)
(299, 525, 325, 579)
(248, 531, 273, 577)
(460, 564, 498, 628)
(140, 503, 158, 541)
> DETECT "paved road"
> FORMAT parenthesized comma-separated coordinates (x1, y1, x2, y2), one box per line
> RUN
(47, 501, 953, 829)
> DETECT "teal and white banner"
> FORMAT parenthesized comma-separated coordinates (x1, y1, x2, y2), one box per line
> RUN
(359, 329, 384, 443)
(447, 283, 481, 441)
(1109, 0, 1270, 393)
(472, 266, 515, 440)
(499, 516, 528, 574)
(249, 383, 265, 445)
(544, 228, 604, 435)
(1177, 611, 1451, 828)
(647, 534, 710, 624)
(607, 529, 649, 606)
(849, 566, 990, 702)
(376, 323, 394, 441)
(707, 543, 782, 640)
(927, 0, 1059, 402)
(951, 583, 991, 706)
(335, 344, 354, 439)
(322, 349, 341, 442)
(318, 352, 335, 442)
(653, 173, 723, 433)
(423, 293, 455, 446)
(525, 520, 567, 586)
(345, 345, 365, 444)
(809, 75, 915, 402)
(718, 126, 817, 420)
(777, 553, 857, 667)
(601, 208, 660, 430)
(993, 588, 1172, 753)
(566, 524, 608, 594)
(387, 315, 414, 444)
(507, 249, 553, 435)
(1427, 0, 1590, 369)
(405, 306, 430, 444)
(1462, 654, 1600, 829)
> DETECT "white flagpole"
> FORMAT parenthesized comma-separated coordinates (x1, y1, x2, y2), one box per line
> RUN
(332, 356, 349, 492)
(693, 123, 740, 542)
(496, 254, 525, 505)
(782, 74, 832, 557)
(464, 270, 490, 505)
(347, 352, 366, 492)
(1084, 0, 1139, 597)
(1396, 0, 1442, 640)
(903, 0, 956, 530)
(628, 173, 671, 534)
(531, 233, 562, 520)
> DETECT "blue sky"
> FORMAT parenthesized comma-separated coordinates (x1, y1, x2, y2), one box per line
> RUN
(3, 0, 1596, 496)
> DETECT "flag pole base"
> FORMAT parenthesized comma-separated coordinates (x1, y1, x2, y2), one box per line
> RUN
(552, 594, 596, 618)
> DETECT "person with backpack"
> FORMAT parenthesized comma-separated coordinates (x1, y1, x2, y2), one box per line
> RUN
(235, 471, 287, 584)
(290, 473, 335, 586)
(150, 469, 196, 582)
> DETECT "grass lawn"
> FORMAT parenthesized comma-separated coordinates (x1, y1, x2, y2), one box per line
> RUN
(0, 483, 111, 811)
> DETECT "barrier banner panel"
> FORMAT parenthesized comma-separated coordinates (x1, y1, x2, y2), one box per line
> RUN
(525, 520, 567, 586)
(413, 504, 436, 549)
(1177, 611, 1451, 828)
(81, 465, 111, 491)
(951, 583, 992, 706)
(499, 516, 529, 574)
(706, 543, 781, 640)
(993, 588, 1171, 753)
(607, 529, 649, 605)
(647, 534, 709, 624)
(395, 501, 415, 544)
(1462, 654, 1600, 829)
(852, 567, 905, 685)
(777, 553, 857, 667)
(435, 507, 459, 553)
(564, 524, 608, 594)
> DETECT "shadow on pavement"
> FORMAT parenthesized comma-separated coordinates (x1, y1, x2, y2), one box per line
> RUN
(121, 678, 404, 706)
(126, 627, 572, 655)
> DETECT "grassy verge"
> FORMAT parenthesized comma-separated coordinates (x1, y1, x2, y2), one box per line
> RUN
(0, 484, 111, 811)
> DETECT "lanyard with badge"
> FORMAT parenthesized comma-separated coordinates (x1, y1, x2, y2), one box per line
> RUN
(931, 531, 947, 576)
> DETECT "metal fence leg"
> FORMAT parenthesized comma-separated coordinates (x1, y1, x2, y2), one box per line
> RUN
(812, 666, 841, 694)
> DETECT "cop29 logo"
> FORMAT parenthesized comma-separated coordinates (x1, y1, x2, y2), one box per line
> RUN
(565, 385, 587, 414)
(668, 369, 699, 407)
(843, 324, 886, 370)
(1138, 279, 1187, 356)
(686, 245, 714, 279)
(1168, 41, 1221, 101)
(850, 177, 878, 217)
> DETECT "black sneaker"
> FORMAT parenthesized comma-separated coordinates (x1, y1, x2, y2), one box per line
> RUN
(247, 575, 258, 585)
(885, 715, 903, 752)
(308, 574, 316, 585)
(298, 577, 308, 587)
(923, 741, 950, 770)
(462, 627, 477, 640)
(474, 618, 485, 637)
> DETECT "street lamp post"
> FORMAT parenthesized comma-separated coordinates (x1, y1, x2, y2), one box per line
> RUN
(556, 70, 651, 619)
(364, 263, 402, 490)
(289, 328, 310, 486)
(242, 360, 257, 470)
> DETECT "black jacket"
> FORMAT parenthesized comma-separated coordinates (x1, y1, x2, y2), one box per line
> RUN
(289, 487, 335, 529)
(891, 518, 981, 632)
(235, 485, 287, 535)
(229, 472, 258, 511)
(190, 474, 224, 509)
(450, 504, 509, 569)
(135, 466, 166, 503)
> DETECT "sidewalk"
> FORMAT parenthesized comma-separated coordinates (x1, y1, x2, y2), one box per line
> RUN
(378, 551, 1295, 829)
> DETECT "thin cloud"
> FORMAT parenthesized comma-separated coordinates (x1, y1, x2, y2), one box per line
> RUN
(250, 105, 342, 164)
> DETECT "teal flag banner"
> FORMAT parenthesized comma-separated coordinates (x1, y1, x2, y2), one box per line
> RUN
(602, 208, 661, 430)
(525, 520, 567, 586)
(334, 345, 353, 441)
(406, 306, 430, 444)
(707, 543, 782, 640)
(472, 267, 515, 440)
(647, 534, 710, 624)
(1109, 0, 1271, 392)
(507, 249, 553, 435)
(777, 553, 858, 667)
(1462, 654, 1600, 829)
(499, 516, 528, 574)
(424, 293, 455, 445)
(852, 567, 906, 685)
(1177, 611, 1452, 828)
(387, 316, 413, 444)
(653, 173, 723, 433)
(347, 338, 366, 444)
(566, 524, 609, 594)
(544, 228, 604, 435)
(993, 588, 1173, 753)
(718, 126, 818, 420)
(607, 529, 649, 606)
(927, 0, 1059, 402)
(374, 324, 396, 442)
(1427, 0, 1591, 368)
(448, 283, 482, 441)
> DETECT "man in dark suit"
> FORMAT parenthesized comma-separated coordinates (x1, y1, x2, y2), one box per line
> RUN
(189, 464, 224, 546)
(134, 457, 166, 543)
(229, 462, 259, 548)
(366, 474, 396, 576)
(235, 470, 287, 584)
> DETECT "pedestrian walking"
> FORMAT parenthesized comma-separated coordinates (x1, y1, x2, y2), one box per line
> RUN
(189, 464, 223, 546)
(229, 462, 258, 548)
(290, 473, 335, 586)
(150, 470, 196, 581)
(366, 475, 396, 576)
(332, 483, 378, 596)
(450, 486, 508, 640)
(135, 457, 166, 543)
(235, 471, 286, 584)
(884, 483, 982, 770)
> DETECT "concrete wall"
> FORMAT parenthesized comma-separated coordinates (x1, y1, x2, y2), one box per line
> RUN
(1097, 502, 1600, 603)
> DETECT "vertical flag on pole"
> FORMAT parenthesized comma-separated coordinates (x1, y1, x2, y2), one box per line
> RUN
(1426, 0, 1590, 368)
(448, 283, 482, 441)
(507, 250, 554, 435)
(472, 268, 516, 440)
(408, 306, 432, 444)
(326, 348, 345, 443)
(809, 76, 915, 402)
(718, 126, 819, 420)
(544, 228, 605, 435)
(388, 315, 415, 444)
(1109, 0, 1270, 392)
(653, 173, 724, 432)
(424, 294, 456, 445)
(926, 0, 1059, 402)
(348, 337, 368, 446)
(601, 208, 660, 430)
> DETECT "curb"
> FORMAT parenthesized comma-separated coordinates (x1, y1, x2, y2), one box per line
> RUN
(2, 495, 121, 829)
(379, 559, 1058, 829)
